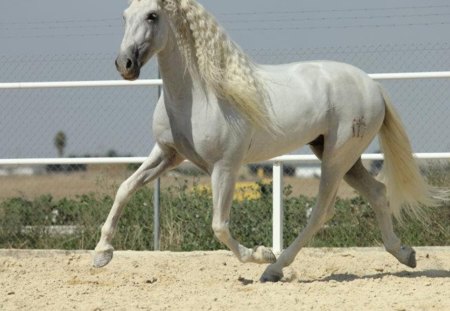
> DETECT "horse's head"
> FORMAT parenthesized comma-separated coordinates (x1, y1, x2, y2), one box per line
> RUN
(116, 0, 170, 80)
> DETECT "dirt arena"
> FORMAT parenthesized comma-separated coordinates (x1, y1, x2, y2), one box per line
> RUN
(1, 247, 449, 310)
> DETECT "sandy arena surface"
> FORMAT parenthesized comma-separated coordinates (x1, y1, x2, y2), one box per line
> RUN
(1, 247, 449, 310)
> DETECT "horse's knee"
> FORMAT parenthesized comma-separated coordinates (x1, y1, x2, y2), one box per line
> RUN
(118, 179, 131, 194)
(212, 222, 230, 242)
(118, 172, 147, 197)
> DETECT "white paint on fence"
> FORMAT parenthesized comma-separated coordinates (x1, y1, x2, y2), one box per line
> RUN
(272, 162, 284, 254)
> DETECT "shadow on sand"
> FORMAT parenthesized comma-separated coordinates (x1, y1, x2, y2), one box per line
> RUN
(298, 269, 450, 284)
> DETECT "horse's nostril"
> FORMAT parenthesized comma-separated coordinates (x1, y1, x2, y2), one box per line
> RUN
(126, 58, 133, 69)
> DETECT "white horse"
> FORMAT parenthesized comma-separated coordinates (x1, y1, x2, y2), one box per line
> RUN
(94, 0, 444, 282)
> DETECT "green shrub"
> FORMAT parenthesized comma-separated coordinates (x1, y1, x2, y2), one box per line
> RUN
(0, 178, 448, 250)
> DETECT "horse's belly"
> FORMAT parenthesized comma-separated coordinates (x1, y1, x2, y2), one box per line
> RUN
(244, 127, 322, 163)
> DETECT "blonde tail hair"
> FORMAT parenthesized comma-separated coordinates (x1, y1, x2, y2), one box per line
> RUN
(378, 85, 447, 222)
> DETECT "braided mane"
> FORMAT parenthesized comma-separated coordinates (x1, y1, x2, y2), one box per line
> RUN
(161, 0, 275, 133)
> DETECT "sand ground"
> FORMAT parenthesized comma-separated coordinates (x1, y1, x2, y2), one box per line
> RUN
(0, 247, 449, 310)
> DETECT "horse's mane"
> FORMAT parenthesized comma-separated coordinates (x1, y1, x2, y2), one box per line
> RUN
(161, 0, 276, 133)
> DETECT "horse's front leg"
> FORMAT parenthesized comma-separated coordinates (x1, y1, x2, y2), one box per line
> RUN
(93, 145, 183, 268)
(211, 163, 276, 264)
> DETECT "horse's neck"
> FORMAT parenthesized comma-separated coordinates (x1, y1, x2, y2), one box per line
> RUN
(157, 34, 196, 104)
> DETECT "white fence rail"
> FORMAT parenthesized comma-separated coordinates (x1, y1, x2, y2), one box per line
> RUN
(1, 71, 450, 253)
(1, 71, 450, 90)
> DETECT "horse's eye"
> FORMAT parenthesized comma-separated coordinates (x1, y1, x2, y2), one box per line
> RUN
(147, 12, 158, 22)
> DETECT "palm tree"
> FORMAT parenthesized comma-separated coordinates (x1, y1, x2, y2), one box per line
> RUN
(54, 131, 66, 157)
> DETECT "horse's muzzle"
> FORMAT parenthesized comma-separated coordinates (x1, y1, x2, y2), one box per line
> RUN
(115, 55, 140, 80)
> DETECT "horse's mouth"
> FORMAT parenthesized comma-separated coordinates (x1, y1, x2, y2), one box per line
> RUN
(121, 72, 140, 81)
(119, 66, 141, 81)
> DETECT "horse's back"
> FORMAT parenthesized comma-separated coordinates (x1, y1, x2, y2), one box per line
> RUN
(261, 60, 385, 124)
(244, 61, 385, 162)
(261, 60, 380, 98)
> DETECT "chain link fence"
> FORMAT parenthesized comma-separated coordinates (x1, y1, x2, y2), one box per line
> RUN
(0, 42, 449, 203)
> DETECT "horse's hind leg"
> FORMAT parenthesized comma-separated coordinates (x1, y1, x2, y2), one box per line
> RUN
(344, 159, 416, 268)
(260, 156, 349, 282)
(260, 130, 377, 282)
(93, 144, 183, 268)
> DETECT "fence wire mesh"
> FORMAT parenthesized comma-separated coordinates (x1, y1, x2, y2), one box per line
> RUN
(1, 42, 449, 160)
(1, 43, 450, 250)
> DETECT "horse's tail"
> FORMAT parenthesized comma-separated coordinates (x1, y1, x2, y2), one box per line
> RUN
(378, 85, 448, 222)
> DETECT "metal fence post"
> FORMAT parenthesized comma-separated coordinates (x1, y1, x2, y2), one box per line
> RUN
(272, 161, 284, 254)
(153, 177, 161, 251)
(153, 70, 162, 251)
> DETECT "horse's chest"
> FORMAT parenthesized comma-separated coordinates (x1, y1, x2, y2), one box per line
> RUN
(153, 113, 226, 171)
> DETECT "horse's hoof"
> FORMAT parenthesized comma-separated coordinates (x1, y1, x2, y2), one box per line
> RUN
(260, 264, 283, 283)
(253, 246, 277, 264)
(397, 245, 416, 268)
(406, 248, 417, 268)
(93, 249, 114, 268)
